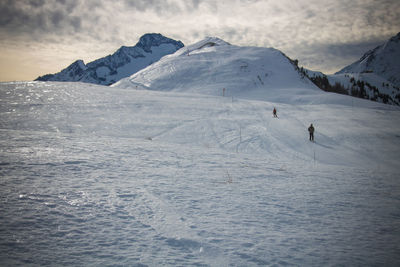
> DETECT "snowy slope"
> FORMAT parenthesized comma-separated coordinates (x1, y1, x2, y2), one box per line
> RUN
(300, 33, 400, 105)
(329, 72, 399, 96)
(36, 33, 184, 85)
(336, 32, 400, 87)
(304, 67, 400, 105)
(1, 81, 400, 266)
(113, 37, 323, 103)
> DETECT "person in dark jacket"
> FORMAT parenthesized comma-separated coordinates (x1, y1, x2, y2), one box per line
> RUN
(273, 107, 277, 117)
(308, 124, 315, 141)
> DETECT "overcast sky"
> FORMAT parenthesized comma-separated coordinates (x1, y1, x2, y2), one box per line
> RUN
(0, 0, 399, 81)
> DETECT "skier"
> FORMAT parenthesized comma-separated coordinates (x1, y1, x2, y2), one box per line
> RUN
(273, 107, 277, 118)
(308, 123, 315, 141)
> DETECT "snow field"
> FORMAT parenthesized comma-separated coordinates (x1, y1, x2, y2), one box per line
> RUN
(0, 81, 400, 266)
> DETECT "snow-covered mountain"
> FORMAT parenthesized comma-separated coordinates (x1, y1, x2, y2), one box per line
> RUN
(113, 37, 322, 102)
(35, 33, 184, 85)
(34, 32, 399, 105)
(302, 32, 400, 105)
(336, 32, 400, 87)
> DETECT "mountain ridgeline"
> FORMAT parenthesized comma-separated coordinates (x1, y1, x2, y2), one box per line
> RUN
(300, 32, 400, 105)
(36, 32, 400, 105)
(36, 34, 184, 85)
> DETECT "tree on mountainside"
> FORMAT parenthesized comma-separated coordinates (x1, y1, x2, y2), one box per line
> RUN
(309, 75, 347, 95)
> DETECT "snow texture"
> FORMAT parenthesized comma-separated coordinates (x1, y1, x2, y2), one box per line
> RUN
(1, 79, 399, 266)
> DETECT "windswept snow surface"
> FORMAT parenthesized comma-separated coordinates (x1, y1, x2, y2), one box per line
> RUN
(1, 81, 400, 266)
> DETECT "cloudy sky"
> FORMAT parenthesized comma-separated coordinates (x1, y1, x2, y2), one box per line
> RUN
(0, 0, 399, 82)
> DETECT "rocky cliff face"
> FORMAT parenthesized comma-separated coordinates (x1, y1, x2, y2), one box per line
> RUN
(36, 33, 184, 85)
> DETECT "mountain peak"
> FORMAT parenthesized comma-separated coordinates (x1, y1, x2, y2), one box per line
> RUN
(174, 37, 231, 56)
(191, 37, 231, 48)
(36, 33, 184, 85)
(200, 36, 231, 45)
(70, 59, 87, 70)
(391, 32, 400, 41)
(335, 32, 400, 87)
(135, 33, 184, 53)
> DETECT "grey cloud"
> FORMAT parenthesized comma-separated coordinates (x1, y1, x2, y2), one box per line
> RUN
(0, 0, 115, 46)
(50, 10, 65, 27)
(70, 16, 82, 32)
(123, 0, 181, 15)
(28, 0, 45, 8)
(290, 37, 392, 73)
(182, 0, 204, 11)
(123, 0, 211, 15)
(0, 0, 82, 34)
(123, 0, 157, 11)
(238, 0, 262, 3)
(320, 39, 387, 59)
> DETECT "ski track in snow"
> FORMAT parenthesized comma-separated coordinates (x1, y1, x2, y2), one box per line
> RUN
(0, 81, 400, 266)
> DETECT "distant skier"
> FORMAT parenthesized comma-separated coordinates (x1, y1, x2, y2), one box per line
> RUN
(308, 124, 315, 141)
(273, 107, 277, 118)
